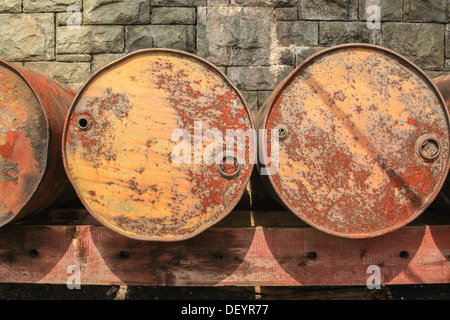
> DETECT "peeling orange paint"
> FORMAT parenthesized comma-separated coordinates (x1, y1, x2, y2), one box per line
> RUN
(256, 44, 450, 238)
(0, 60, 76, 227)
(63, 49, 254, 241)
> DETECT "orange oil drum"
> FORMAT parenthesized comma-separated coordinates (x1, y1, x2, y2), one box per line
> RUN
(255, 44, 450, 238)
(62, 49, 254, 241)
(434, 74, 450, 109)
(430, 74, 450, 211)
(0, 61, 76, 227)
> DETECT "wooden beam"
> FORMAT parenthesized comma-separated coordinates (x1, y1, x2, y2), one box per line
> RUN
(0, 224, 449, 286)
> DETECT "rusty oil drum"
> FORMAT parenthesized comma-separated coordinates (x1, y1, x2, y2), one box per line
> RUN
(255, 44, 450, 238)
(434, 74, 450, 109)
(62, 49, 254, 241)
(430, 74, 450, 211)
(0, 61, 76, 227)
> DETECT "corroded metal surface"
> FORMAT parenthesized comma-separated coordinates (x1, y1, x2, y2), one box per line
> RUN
(430, 74, 450, 211)
(63, 49, 254, 241)
(0, 61, 76, 227)
(434, 74, 450, 109)
(255, 44, 450, 238)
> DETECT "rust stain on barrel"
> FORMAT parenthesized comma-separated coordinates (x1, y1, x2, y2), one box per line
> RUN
(256, 44, 450, 238)
(430, 74, 450, 211)
(63, 49, 254, 241)
(434, 74, 450, 109)
(0, 61, 76, 227)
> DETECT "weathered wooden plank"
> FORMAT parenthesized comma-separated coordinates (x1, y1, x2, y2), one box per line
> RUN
(0, 224, 449, 286)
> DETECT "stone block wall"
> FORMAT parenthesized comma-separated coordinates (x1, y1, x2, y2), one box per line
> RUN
(0, 0, 449, 115)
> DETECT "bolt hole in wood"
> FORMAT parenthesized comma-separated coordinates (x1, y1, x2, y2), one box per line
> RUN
(214, 252, 223, 259)
(307, 251, 317, 260)
(29, 249, 39, 258)
(119, 251, 130, 259)
(399, 251, 409, 259)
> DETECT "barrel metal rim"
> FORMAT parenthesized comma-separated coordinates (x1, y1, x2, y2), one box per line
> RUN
(257, 43, 450, 238)
(62, 48, 255, 242)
